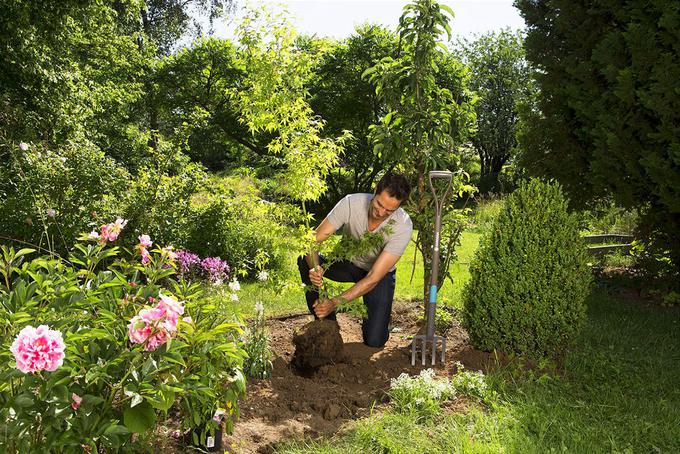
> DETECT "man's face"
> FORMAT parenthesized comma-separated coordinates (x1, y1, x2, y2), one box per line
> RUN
(370, 190, 402, 222)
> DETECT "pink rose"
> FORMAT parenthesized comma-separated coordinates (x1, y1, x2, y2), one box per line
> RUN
(10, 325, 65, 373)
(144, 330, 167, 351)
(127, 294, 184, 351)
(159, 293, 184, 319)
(140, 247, 150, 264)
(127, 316, 152, 344)
(96, 218, 128, 244)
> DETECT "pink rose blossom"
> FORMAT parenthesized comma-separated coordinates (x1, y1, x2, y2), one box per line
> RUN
(10, 325, 65, 373)
(127, 294, 185, 351)
(159, 293, 184, 318)
(95, 218, 128, 244)
(71, 393, 82, 411)
(127, 315, 152, 344)
(144, 329, 167, 351)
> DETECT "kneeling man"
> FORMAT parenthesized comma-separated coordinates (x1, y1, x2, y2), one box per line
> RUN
(298, 172, 413, 347)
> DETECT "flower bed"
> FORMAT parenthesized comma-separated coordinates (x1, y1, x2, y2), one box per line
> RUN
(0, 220, 246, 452)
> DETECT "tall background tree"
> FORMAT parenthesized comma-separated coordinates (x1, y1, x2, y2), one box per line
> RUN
(457, 29, 533, 193)
(515, 0, 680, 275)
(364, 0, 476, 300)
(307, 24, 399, 214)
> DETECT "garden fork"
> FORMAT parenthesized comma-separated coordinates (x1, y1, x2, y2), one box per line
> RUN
(411, 170, 453, 366)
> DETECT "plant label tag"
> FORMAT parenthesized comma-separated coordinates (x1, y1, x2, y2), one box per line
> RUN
(206, 436, 215, 448)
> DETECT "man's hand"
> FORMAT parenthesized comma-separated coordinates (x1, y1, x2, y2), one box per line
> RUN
(313, 297, 338, 318)
(309, 265, 325, 288)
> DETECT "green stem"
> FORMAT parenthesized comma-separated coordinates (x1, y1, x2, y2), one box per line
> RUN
(93, 358, 136, 430)
(301, 200, 328, 299)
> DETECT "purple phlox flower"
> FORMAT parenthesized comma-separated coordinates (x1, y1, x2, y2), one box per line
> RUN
(201, 256, 230, 284)
(175, 250, 201, 275)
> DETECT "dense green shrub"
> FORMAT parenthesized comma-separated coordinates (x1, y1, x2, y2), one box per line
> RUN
(185, 175, 305, 279)
(462, 179, 592, 358)
(0, 139, 207, 257)
(0, 139, 130, 251)
(121, 141, 206, 248)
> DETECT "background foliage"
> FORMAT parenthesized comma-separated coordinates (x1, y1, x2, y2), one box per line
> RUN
(515, 0, 680, 277)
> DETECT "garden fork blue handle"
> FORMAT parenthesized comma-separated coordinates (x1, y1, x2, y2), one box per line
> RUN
(411, 170, 453, 366)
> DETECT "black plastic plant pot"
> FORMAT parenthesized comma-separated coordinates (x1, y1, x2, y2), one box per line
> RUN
(186, 425, 223, 452)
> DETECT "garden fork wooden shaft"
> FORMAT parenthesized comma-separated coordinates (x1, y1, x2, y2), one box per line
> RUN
(411, 170, 453, 366)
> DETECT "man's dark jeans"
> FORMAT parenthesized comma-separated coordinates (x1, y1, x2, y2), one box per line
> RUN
(297, 255, 396, 348)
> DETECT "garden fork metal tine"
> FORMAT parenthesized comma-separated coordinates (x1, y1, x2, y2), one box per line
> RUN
(431, 338, 436, 366)
(411, 337, 417, 365)
(411, 335, 446, 366)
(441, 337, 446, 363)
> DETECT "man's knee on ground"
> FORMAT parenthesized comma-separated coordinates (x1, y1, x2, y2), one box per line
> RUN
(363, 332, 389, 348)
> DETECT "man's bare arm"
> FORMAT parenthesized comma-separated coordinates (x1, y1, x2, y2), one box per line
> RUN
(340, 251, 399, 302)
(313, 250, 400, 317)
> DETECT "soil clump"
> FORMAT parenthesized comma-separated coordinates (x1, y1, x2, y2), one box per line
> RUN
(292, 319, 345, 372)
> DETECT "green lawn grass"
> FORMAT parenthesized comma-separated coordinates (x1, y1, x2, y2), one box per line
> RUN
(221, 198, 680, 452)
(277, 291, 680, 453)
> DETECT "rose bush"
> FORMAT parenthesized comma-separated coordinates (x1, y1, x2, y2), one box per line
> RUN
(0, 224, 246, 452)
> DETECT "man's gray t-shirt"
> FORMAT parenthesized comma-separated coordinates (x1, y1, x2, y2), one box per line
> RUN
(326, 193, 413, 271)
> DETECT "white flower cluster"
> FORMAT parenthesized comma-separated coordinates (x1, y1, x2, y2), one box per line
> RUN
(389, 368, 453, 402)
(450, 361, 490, 401)
(228, 279, 240, 301)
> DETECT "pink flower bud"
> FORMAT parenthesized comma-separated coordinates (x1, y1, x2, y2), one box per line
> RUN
(71, 393, 82, 411)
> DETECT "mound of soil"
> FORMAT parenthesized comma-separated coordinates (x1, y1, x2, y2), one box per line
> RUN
(223, 302, 479, 453)
(292, 319, 345, 372)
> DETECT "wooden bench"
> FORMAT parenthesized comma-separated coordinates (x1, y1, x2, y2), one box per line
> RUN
(583, 234, 634, 257)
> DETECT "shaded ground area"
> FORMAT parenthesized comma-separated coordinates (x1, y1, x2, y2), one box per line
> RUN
(223, 301, 500, 453)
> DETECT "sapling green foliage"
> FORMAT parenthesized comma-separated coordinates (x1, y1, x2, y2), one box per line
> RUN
(363, 0, 477, 302)
(232, 5, 349, 203)
(311, 221, 396, 319)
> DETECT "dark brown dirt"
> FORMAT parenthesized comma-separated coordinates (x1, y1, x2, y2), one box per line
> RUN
(221, 302, 493, 454)
(292, 319, 345, 372)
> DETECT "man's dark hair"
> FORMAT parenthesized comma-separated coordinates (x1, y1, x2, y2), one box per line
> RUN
(374, 172, 411, 201)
